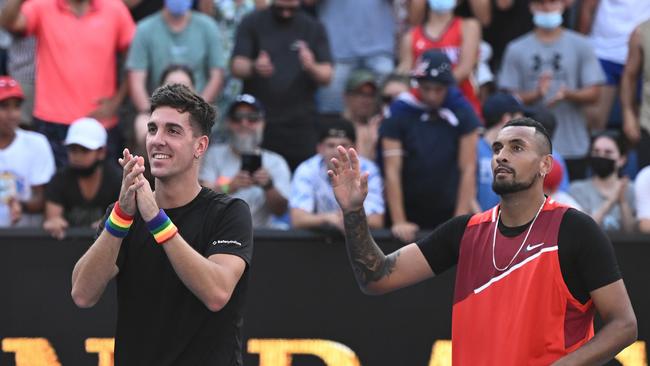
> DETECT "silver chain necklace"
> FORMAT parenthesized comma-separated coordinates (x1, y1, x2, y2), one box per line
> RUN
(492, 198, 547, 272)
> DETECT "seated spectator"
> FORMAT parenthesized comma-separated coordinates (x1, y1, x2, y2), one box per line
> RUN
(0, 76, 54, 227)
(543, 157, 583, 211)
(127, 0, 225, 119)
(43, 118, 121, 239)
(380, 73, 410, 113)
(342, 69, 382, 161)
(635, 165, 650, 233)
(381, 50, 479, 242)
(569, 132, 636, 232)
(290, 118, 384, 231)
(475, 92, 524, 211)
(398, 0, 482, 115)
(199, 94, 290, 228)
(498, 0, 605, 180)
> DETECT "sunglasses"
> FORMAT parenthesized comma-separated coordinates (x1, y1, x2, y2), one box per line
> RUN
(231, 112, 263, 123)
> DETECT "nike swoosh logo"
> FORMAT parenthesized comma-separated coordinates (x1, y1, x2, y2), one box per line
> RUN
(526, 243, 544, 251)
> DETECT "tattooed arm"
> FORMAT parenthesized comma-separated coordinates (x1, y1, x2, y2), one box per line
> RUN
(329, 146, 434, 295)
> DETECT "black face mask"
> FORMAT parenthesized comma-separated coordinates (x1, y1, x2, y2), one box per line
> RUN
(590, 156, 617, 178)
(69, 160, 103, 177)
(271, 4, 296, 23)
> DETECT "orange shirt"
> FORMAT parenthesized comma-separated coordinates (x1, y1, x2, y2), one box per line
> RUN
(452, 199, 594, 365)
(22, 0, 135, 128)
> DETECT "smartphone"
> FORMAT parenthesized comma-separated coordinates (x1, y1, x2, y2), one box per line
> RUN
(241, 153, 262, 173)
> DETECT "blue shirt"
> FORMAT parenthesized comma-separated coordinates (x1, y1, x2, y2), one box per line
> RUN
(477, 137, 500, 211)
(290, 154, 384, 216)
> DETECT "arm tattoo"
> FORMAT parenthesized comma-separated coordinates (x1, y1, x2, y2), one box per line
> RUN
(343, 209, 400, 287)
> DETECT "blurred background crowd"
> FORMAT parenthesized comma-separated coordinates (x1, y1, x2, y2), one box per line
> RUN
(1, 0, 649, 242)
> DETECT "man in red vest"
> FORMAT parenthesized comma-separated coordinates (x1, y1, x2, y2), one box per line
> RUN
(329, 117, 637, 365)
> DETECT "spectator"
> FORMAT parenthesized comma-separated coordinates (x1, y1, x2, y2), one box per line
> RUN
(634, 165, 650, 233)
(398, 0, 482, 115)
(43, 118, 121, 239)
(0, 0, 135, 167)
(569, 132, 636, 232)
(199, 94, 291, 228)
(498, 0, 605, 181)
(475, 92, 524, 211)
(231, 0, 333, 171)
(290, 118, 384, 231)
(127, 0, 225, 131)
(380, 73, 410, 113)
(381, 50, 479, 242)
(621, 19, 650, 170)
(579, 0, 650, 131)
(0, 76, 54, 227)
(342, 69, 382, 161)
(543, 157, 583, 211)
(307, 0, 396, 113)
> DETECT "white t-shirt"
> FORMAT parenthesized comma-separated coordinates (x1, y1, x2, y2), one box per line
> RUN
(0, 129, 55, 227)
(589, 0, 650, 64)
(634, 166, 650, 220)
(199, 143, 291, 228)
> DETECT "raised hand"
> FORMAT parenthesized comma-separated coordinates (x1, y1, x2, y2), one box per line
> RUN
(132, 156, 159, 222)
(117, 148, 145, 216)
(254, 50, 274, 78)
(328, 146, 368, 214)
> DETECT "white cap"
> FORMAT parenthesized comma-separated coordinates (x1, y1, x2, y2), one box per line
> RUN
(64, 118, 107, 150)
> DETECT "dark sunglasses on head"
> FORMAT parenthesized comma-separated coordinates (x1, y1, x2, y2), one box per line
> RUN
(231, 112, 263, 123)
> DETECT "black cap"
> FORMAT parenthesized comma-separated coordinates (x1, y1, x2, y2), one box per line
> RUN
(227, 94, 265, 119)
(482, 92, 524, 129)
(318, 118, 356, 143)
(411, 50, 455, 85)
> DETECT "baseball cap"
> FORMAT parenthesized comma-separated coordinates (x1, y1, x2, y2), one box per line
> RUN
(345, 69, 377, 93)
(0, 76, 24, 102)
(318, 118, 356, 143)
(64, 118, 107, 150)
(227, 94, 264, 119)
(482, 92, 524, 129)
(411, 50, 455, 85)
(543, 158, 563, 192)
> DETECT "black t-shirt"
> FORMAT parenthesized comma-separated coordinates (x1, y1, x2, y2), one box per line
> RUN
(416, 208, 621, 304)
(45, 164, 121, 227)
(98, 188, 253, 366)
(232, 8, 332, 122)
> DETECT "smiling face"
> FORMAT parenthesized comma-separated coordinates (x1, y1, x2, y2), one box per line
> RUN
(491, 126, 552, 196)
(146, 106, 208, 180)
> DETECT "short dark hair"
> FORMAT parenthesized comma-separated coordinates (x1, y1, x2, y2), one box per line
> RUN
(159, 64, 195, 87)
(502, 117, 552, 155)
(591, 130, 628, 156)
(150, 84, 215, 136)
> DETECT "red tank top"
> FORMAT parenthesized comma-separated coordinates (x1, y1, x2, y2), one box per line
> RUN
(452, 199, 595, 365)
(411, 18, 482, 117)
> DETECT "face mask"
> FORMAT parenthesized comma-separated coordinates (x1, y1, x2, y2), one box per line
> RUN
(428, 0, 456, 13)
(165, 0, 192, 17)
(589, 156, 617, 178)
(533, 11, 563, 29)
(69, 160, 103, 178)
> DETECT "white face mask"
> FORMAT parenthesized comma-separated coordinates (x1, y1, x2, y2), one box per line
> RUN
(533, 10, 563, 29)
(428, 0, 456, 13)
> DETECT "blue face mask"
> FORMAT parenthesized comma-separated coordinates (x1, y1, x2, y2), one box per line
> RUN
(428, 0, 456, 13)
(533, 11, 563, 29)
(165, 0, 192, 17)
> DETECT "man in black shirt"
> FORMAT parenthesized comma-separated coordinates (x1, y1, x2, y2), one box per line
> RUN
(231, 0, 333, 170)
(43, 117, 121, 239)
(328, 117, 636, 364)
(71, 84, 253, 365)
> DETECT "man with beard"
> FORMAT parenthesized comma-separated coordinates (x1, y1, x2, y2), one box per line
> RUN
(328, 117, 637, 365)
(43, 117, 121, 239)
(200, 94, 290, 228)
(231, 0, 333, 171)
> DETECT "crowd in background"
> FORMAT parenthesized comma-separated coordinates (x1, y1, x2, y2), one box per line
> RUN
(0, 0, 650, 240)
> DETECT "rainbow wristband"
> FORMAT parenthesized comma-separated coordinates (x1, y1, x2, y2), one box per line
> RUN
(146, 209, 178, 244)
(105, 202, 134, 238)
